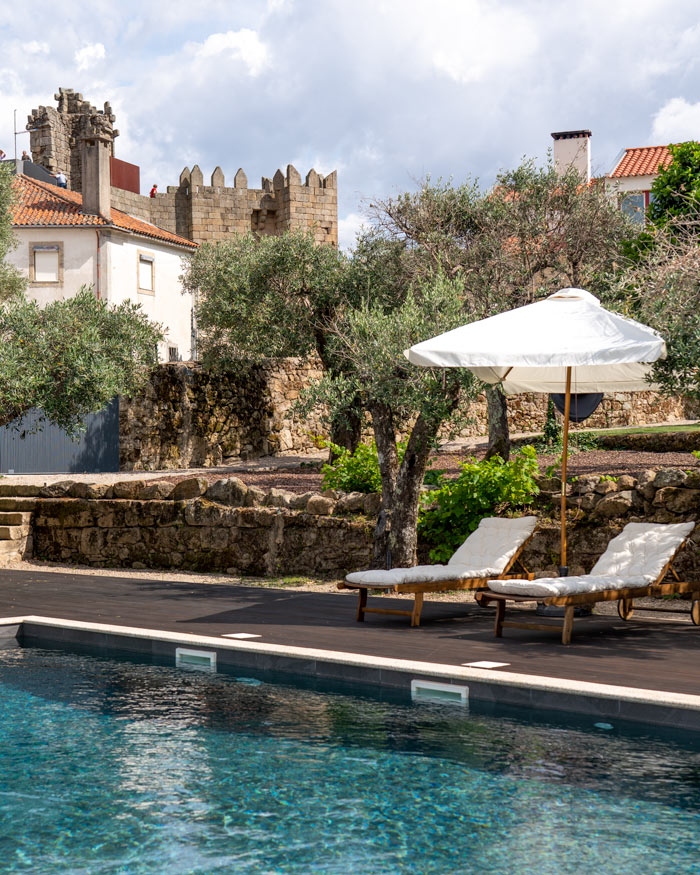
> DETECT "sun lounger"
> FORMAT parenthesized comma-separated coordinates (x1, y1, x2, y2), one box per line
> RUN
(481, 521, 698, 644)
(337, 516, 537, 626)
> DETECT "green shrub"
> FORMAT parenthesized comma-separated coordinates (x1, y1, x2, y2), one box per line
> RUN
(319, 439, 406, 494)
(418, 446, 540, 562)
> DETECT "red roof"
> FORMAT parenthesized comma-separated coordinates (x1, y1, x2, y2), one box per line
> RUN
(10, 175, 197, 249)
(609, 145, 672, 179)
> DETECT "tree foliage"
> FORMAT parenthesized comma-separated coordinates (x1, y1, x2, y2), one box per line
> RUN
(648, 142, 700, 224)
(0, 164, 28, 303)
(0, 166, 162, 432)
(0, 288, 162, 433)
(184, 230, 347, 370)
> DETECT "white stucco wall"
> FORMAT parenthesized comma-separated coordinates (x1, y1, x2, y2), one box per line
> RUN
(605, 174, 655, 195)
(8, 227, 97, 306)
(103, 230, 194, 360)
(9, 226, 194, 361)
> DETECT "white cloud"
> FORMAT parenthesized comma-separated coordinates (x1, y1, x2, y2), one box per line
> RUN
(22, 41, 49, 55)
(652, 97, 700, 142)
(75, 42, 106, 72)
(194, 29, 269, 76)
(338, 212, 367, 252)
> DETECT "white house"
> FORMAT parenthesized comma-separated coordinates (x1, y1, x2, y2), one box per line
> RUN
(549, 130, 676, 225)
(7, 139, 198, 362)
(605, 145, 673, 224)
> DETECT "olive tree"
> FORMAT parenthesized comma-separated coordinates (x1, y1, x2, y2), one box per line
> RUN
(183, 230, 364, 453)
(0, 165, 163, 432)
(369, 160, 632, 457)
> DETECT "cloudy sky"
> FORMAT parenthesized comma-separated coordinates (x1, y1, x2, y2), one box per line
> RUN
(2, 0, 700, 248)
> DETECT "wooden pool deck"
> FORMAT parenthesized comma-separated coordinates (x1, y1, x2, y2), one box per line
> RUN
(0, 567, 698, 699)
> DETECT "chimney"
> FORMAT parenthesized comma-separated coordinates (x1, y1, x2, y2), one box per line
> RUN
(80, 127, 111, 220)
(551, 130, 592, 182)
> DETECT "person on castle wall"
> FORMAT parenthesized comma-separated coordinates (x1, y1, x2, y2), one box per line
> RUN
(55, 171, 67, 188)
(150, 184, 157, 198)
(0, 149, 6, 160)
(21, 150, 31, 162)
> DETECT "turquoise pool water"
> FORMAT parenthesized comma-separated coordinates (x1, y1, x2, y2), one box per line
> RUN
(0, 647, 699, 874)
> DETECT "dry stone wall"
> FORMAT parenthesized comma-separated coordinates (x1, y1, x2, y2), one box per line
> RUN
(21, 466, 700, 578)
(120, 361, 699, 469)
(119, 359, 326, 470)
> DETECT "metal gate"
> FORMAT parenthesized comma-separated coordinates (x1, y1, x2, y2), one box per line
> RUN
(0, 399, 119, 474)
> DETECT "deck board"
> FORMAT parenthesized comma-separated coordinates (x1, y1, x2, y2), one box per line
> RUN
(0, 568, 698, 696)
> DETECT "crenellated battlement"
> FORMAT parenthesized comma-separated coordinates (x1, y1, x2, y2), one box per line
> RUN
(27, 88, 338, 248)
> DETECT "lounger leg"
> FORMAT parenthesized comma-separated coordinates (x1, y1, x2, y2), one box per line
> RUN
(691, 593, 700, 626)
(356, 588, 367, 622)
(494, 599, 506, 637)
(562, 605, 575, 645)
(411, 593, 424, 627)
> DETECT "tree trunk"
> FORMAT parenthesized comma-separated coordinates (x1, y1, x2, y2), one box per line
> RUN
(328, 395, 363, 461)
(369, 401, 399, 568)
(484, 385, 510, 461)
(387, 413, 436, 567)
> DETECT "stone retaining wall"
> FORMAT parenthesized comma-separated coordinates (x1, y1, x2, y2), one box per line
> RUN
(120, 362, 698, 470)
(20, 467, 700, 579)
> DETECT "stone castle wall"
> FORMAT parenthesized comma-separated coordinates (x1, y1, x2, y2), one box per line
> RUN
(28, 88, 338, 247)
(119, 361, 698, 470)
(110, 164, 338, 247)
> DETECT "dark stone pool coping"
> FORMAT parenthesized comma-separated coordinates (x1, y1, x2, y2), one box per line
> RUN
(4, 614, 700, 732)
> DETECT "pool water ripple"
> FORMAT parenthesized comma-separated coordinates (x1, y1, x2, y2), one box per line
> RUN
(0, 648, 698, 873)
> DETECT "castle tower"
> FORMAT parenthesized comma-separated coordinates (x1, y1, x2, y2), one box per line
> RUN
(28, 88, 118, 191)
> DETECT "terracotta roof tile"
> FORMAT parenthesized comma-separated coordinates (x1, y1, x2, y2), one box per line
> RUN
(10, 175, 198, 249)
(609, 145, 673, 179)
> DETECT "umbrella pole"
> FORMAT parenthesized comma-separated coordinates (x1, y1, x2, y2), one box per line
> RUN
(559, 366, 572, 576)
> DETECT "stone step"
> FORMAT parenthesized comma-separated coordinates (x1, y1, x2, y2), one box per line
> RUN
(0, 538, 26, 554)
(0, 525, 30, 540)
(0, 512, 32, 526)
(0, 484, 41, 498)
(0, 499, 37, 512)
(0, 550, 23, 565)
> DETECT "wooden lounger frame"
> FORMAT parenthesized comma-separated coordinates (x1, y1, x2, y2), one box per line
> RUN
(479, 543, 700, 645)
(337, 532, 536, 627)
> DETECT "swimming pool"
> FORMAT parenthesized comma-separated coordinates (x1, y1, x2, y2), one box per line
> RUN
(0, 647, 698, 874)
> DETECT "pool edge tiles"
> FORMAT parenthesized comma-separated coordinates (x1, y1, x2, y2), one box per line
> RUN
(7, 614, 700, 731)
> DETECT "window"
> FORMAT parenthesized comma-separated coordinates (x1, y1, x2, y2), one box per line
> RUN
(168, 345, 180, 362)
(620, 191, 653, 226)
(138, 252, 155, 293)
(29, 242, 63, 285)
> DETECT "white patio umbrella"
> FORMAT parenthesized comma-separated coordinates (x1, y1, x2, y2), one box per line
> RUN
(405, 288, 666, 572)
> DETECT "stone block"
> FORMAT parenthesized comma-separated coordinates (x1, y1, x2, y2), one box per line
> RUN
(173, 478, 208, 500)
(364, 493, 382, 516)
(137, 481, 175, 500)
(594, 479, 618, 495)
(306, 495, 335, 515)
(594, 491, 635, 518)
(206, 477, 249, 507)
(246, 486, 267, 506)
(336, 492, 366, 513)
(265, 488, 293, 508)
(653, 469, 687, 488)
(39, 481, 76, 498)
(113, 481, 142, 499)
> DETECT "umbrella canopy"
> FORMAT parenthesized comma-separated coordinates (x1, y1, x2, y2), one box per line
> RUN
(406, 288, 665, 393)
(404, 288, 666, 573)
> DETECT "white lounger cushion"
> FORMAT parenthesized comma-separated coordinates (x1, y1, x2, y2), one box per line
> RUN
(489, 521, 695, 598)
(345, 515, 537, 587)
(345, 563, 503, 588)
(489, 574, 655, 597)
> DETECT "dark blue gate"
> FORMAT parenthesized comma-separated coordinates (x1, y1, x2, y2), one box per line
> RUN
(0, 399, 119, 474)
